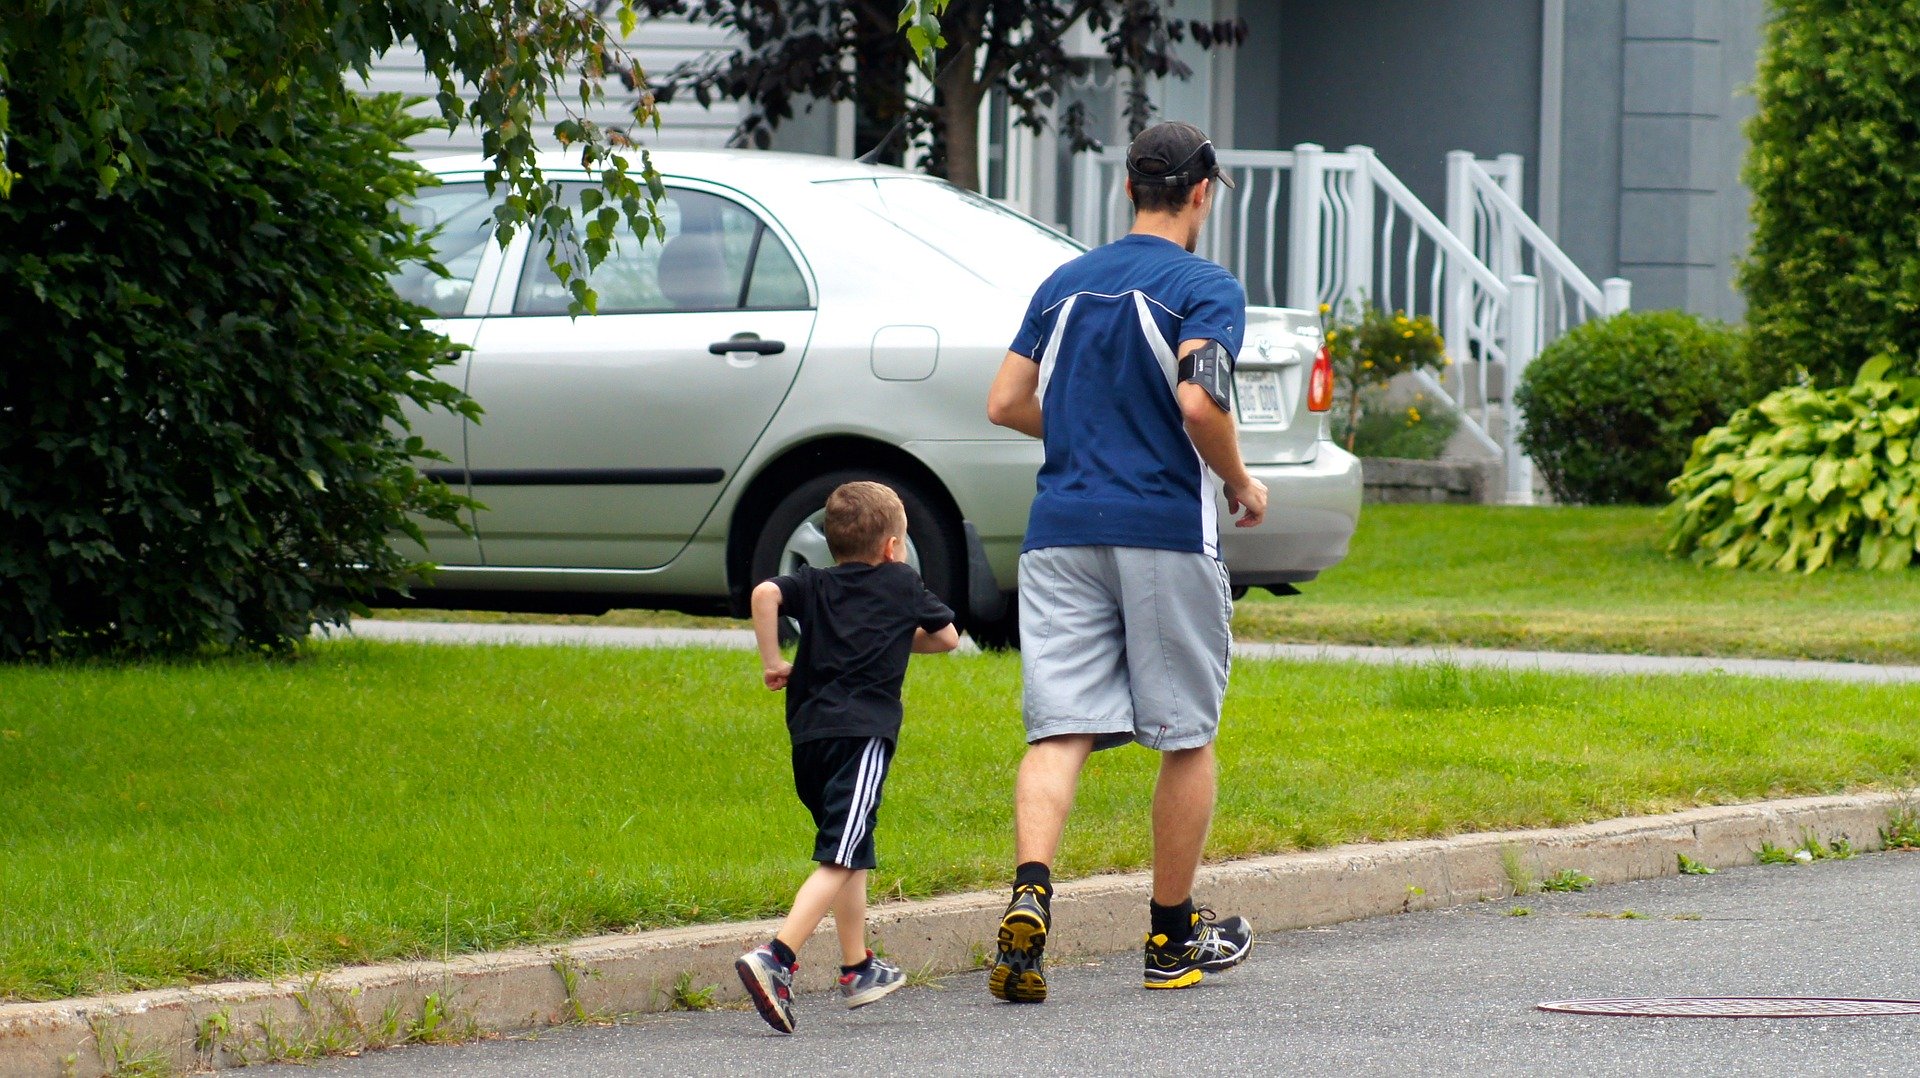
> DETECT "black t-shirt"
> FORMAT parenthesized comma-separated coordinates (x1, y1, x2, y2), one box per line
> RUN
(773, 560, 955, 745)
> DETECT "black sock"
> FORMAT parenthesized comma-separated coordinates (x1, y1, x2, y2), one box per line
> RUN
(769, 938, 797, 968)
(840, 954, 874, 976)
(1149, 898, 1194, 942)
(1015, 861, 1052, 911)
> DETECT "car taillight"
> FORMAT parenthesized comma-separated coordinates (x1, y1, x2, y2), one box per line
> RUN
(1307, 344, 1333, 412)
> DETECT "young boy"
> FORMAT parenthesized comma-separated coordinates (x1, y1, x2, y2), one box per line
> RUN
(735, 480, 960, 1034)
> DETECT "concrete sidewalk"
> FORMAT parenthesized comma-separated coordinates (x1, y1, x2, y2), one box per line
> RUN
(337, 618, 1920, 684)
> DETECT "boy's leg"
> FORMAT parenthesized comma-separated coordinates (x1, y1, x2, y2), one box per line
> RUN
(828, 868, 870, 968)
(774, 863, 856, 955)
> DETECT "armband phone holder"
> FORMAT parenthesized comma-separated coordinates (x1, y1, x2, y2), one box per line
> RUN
(1177, 340, 1234, 413)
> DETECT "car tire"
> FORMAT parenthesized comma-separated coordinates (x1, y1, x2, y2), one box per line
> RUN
(748, 470, 964, 634)
(967, 594, 1020, 651)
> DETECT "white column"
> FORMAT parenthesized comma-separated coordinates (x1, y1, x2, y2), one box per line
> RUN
(1602, 277, 1633, 315)
(1443, 150, 1474, 367)
(1287, 142, 1324, 310)
(1505, 274, 1541, 506)
(1343, 145, 1376, 309)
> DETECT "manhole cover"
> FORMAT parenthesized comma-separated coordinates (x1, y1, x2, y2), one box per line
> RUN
(1539, 997, 1920, 1018)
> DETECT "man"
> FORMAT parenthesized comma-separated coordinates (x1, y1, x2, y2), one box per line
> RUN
(984, 120, 1268, 1001)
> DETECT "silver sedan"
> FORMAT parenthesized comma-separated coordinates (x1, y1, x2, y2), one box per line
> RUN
(392, 150, 1361, 644)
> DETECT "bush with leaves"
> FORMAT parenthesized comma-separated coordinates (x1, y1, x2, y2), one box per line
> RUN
(1334, 391, 1461, 461)
(1514, 311, 1749, 505)
(0, 87, 476, 658)
(1663, 354, 1920, 572)
(1740, 1, 1920, 390)
(1322, 302, 1447, 454)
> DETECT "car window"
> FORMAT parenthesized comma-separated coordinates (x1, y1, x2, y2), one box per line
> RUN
(820, 177, 1083, 284)
(514, 187, 807, 315)
(392, 182, 500, 317)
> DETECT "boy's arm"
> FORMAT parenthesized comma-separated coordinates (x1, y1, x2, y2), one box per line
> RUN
(750, 581, 793, 690)
(912, 623, 961, 653)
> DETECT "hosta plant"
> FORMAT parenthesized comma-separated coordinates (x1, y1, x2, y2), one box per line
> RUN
(1663, 354, 1920, 572)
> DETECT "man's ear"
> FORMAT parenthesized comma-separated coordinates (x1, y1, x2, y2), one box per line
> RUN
(1190, 177, 1211, 211)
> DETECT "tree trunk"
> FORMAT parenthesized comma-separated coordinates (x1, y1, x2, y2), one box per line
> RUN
(935, 60, 987, 191)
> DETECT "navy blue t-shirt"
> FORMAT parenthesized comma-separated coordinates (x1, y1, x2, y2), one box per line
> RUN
(1009, 233, 1248, 557)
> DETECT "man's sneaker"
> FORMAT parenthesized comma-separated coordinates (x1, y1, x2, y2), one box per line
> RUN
(988, 884, 1050, 1003)
(838, 951, 905, 1009)
(1143, 908, 1253, 990)
(735, 944, 797, 1033)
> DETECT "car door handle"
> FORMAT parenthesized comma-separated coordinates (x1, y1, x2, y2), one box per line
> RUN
(709, 336, 785, 356)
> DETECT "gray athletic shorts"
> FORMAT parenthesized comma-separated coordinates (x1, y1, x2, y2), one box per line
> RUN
(1018, 545, 1233, 752)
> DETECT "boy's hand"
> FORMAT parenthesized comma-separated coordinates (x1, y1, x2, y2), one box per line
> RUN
(763, 660, 793, 691)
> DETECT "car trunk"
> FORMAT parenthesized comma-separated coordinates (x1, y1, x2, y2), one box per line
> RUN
(1233, 306, 1327, 465)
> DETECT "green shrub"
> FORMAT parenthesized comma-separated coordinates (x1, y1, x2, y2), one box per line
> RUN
(1515, 311, 1749, 505)
(0, 84, 473, 658)
(1663, 354, 1920, 572)
(1741, 2, 1920, 390)
(1334, 390, 1461, 460)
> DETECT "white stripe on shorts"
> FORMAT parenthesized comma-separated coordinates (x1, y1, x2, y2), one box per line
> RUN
(833, 738, 886, 866)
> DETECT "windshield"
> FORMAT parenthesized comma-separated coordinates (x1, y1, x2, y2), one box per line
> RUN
(821, 177, 1082, 288)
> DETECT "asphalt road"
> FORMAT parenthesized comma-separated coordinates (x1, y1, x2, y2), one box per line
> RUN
(264, 850, 1920, 1077)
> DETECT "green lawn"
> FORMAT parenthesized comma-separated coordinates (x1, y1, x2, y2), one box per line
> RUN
(6, 640, 1919, 1002)
(372, 504, 1920, 663)
(1234, 503, 1920, 663)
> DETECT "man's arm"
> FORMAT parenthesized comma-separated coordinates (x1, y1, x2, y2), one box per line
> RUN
(749, 581, 793, 689)
(986, 352, 1043, 438)
(1178, 339, 1268, 528)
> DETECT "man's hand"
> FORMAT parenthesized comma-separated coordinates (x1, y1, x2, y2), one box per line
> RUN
(763, 660, 793, 691)
(1223, 475, 1268, 528)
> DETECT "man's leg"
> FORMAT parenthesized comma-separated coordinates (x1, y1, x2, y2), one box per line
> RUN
(1150, 743, 1216, 906)
(1014, 733, 1097, 865)
(826, 868, 871, 968)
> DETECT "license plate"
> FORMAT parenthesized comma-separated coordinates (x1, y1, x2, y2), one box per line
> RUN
(1235, 369, 1284, 425)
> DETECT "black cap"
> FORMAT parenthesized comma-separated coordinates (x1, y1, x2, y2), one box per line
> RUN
(1125, 121, 1235, 190)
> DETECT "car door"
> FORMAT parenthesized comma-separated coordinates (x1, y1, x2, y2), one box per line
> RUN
(464, 183, 816, 569)
(390, 179, 501, 567)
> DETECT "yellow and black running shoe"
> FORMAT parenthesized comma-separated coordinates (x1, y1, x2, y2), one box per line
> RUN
(1143, 908, 1253, 990)
(988, 884, 1051, 1003)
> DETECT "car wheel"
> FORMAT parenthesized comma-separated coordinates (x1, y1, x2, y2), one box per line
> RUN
(967, 593, 1019, 651)
(748, 470, 964, 636)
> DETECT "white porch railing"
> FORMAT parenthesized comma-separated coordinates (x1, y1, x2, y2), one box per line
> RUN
(1068, 142, 1629, 504)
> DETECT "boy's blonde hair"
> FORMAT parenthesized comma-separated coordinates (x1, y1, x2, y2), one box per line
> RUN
(824, 481, 907, 561)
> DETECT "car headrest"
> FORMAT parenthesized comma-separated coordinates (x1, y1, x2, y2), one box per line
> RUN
(655, 230, 735, 309)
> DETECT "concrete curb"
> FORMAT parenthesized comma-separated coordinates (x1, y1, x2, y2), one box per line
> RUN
(6, 791, 1914, 1076)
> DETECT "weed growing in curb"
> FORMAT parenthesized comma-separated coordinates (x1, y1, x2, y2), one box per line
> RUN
(406, 993, 472, 1044)
(92, 1017, 173, 1077)
(1501, 845, 1537, 896)
(904, 960, 945, 989)
(1758, 831, 1855, 865)
(552, 953, 621, 1025)
(1883, 808, 1920, 850)
(1677, 853, 1716, 875)
(664, 972, 716, 1012)
(1507, 906, 1532, 917)
(1539, 869, 1593, 893)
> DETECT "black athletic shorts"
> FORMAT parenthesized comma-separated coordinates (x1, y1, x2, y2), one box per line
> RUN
(792, 736, 894, 870)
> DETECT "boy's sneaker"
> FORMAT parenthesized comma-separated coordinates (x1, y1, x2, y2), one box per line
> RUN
(1143, 908, 1253, 990)
(735, 945, 797, 1033)
(988, 884, 1050, 1003)
(838, 951, 905, 1009)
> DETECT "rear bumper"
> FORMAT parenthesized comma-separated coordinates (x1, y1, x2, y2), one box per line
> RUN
(1219, 444, 1363, 586)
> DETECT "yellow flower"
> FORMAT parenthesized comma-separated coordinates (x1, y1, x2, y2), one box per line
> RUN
(1327, 330, 1338, 342)
(1407, 407, 1422, 422)
(1319, 303, 1331, 314)
(1402, 330, 1414, 338)
(1361, 359, 1373, 369)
